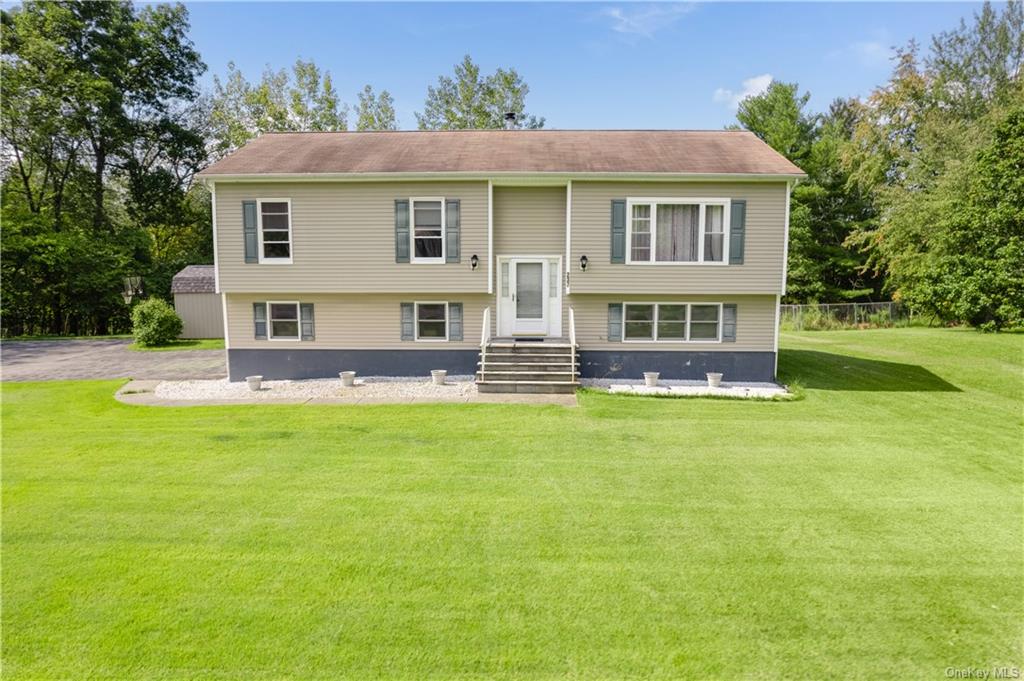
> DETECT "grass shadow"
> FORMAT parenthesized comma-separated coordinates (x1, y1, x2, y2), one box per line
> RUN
(778, 349, 961, 392)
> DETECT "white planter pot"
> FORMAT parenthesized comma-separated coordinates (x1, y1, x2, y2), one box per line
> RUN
(643, 372, 660, 387)
(245, 375, 263, 392)
(339, 371, 356, 387)
(707, 372, 723, 388)
(431, 369, 447, 385)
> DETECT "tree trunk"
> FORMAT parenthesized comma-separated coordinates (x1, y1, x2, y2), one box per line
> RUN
(92, 146, 106, 232)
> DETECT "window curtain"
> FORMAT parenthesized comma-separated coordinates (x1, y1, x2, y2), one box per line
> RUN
(656, 205, 699, 261)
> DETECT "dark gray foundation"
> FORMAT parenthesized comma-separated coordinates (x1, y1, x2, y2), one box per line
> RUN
(579, 350, 776, 382)
(227, 348, 776, 382)
(227, 348, 479, 381)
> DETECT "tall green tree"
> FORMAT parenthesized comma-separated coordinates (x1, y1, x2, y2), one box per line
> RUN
(416, 55, 544, 130)
(735, 82, 880, 302)
(846, 1, 1024, 327)
(209, 59, 348, 157)
(355, 85, 398, 131)
(1, 1, 208, 336)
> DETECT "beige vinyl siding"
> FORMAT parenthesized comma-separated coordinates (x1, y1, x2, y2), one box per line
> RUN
(570, 181, 788, 294)
(569, 294, 776, 351)
(215, 181, 489, 293)
(493, 186, 566, 257)
(174, 293, 224, 339)
(226, 293, 490, 350)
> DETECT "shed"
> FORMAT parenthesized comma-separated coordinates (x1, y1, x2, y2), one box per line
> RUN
(171, 265, 223, 339)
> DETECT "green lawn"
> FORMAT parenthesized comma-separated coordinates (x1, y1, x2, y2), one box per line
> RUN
(3, 328, 1021, 679)
(128, 338, 225, 351)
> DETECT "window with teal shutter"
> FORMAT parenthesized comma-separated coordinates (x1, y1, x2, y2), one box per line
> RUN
(448, 303, 463, 341)
(253, 302, 267, 339)
(729, 200, 746, 264)
(400, 302, 415, 340)
(243, 201, 258, 263)
(610, 200, 626, 263)
(607, 303, 623, 341)
(445, 200, 460, 263)
(395, 200, 410, 263)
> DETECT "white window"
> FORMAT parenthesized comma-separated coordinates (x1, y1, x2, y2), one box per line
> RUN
(623, 303, 722, 342)
(411, 198, 445, 263)
(415, 302, 448, 340)
(258, 199, 292, 263)
(626, 199, 729, 264)
(268, 301, 300, 340)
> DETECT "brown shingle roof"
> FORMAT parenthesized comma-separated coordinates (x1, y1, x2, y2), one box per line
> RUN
(199, 130, 805, 177)
(171, 265, 216, 294)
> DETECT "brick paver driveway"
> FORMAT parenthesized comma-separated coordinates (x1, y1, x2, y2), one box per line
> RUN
(1, 339, 225, 381)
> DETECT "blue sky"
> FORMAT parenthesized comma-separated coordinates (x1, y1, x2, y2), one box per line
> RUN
(30, 1, 994, 129)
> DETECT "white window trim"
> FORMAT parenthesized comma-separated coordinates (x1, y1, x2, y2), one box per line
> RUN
(267, 300, 301, 341)
(622, 302, 723, 343)
(410, 197, 446, 264)
(625, 197, 730, 266)
(257, 198, 293, 265)
(414, 301, 449, 342)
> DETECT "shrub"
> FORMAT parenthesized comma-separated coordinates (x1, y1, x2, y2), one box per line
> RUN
(131, 298, 183, 346)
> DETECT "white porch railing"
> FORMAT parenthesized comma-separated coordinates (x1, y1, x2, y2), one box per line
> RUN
(479, 306, 491, 381)
(568, 307, 577, 380)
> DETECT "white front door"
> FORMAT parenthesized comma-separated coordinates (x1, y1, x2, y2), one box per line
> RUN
(497, 257, 562, 337)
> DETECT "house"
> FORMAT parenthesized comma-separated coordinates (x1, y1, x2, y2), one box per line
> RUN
(170, 265, 224, 339)
(198, 130, 804, 392)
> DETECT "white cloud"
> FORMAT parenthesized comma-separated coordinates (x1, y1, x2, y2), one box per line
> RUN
(713, 74, 773, 109)
(600, 4, 695, 38)
(849, 40, 894, 67)
(827, 31, 895, 69)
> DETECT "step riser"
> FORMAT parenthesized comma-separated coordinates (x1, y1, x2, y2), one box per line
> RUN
(477, 383, 577, 394)
(484, 353, 578, 361)
(477, 373, 578, 382)
(485, 347, 576, 356)
(479, 364, 577, 372)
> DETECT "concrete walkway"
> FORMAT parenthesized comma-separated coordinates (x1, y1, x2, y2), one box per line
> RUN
(115, 380, 578, 407)
(1, 339, 225, 381)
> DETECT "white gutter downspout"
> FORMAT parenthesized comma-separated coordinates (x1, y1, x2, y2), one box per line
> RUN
(565, 180, 572, 294)
(487, 180, 494, 295)
(210, 181, 219, 294)
(776, 179, 794, 379)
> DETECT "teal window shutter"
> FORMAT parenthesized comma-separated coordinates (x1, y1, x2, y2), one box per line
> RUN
(400, 302, 414, 341)
(611, 199, 626, 263)
(445, 200, 460, 263)
(722, 304, 737, 342)
(243, 201, 258, 263)
(253, 302, 267, 339)
(607, 303, 623, 341)
(395, 200, 410, 263)
(448, 302, 463, 341)
(729, 200, 746, 265)
(300, 303, 315, 341)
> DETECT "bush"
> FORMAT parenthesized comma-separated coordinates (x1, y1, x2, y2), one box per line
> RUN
(131, 298, 183, 346)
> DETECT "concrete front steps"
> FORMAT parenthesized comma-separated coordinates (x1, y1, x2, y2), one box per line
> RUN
(476, 340, 580, 394)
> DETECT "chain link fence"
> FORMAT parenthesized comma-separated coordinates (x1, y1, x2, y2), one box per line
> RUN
(780, 302, 911, 331)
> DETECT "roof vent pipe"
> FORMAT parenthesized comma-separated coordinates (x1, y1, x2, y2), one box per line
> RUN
(503, 112, 517, 130)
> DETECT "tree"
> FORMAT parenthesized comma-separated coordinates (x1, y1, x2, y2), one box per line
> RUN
(355, 85, 398, 131)
(734, 83, 880, 302)
(0, 1, 209, 336)
(209, 59, 348, 157)
(735, 81, 817, 166)
(415, 55, 544, 130)
(845, 1, 1024, 326)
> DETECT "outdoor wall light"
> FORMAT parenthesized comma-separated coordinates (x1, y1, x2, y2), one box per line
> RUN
(579, 255, 588, 271)
(470, 254, 479, 270)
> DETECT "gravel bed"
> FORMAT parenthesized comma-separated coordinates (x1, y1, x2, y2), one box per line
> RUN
(154, 376, 476, 401)
(581, 378, 789, 399)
